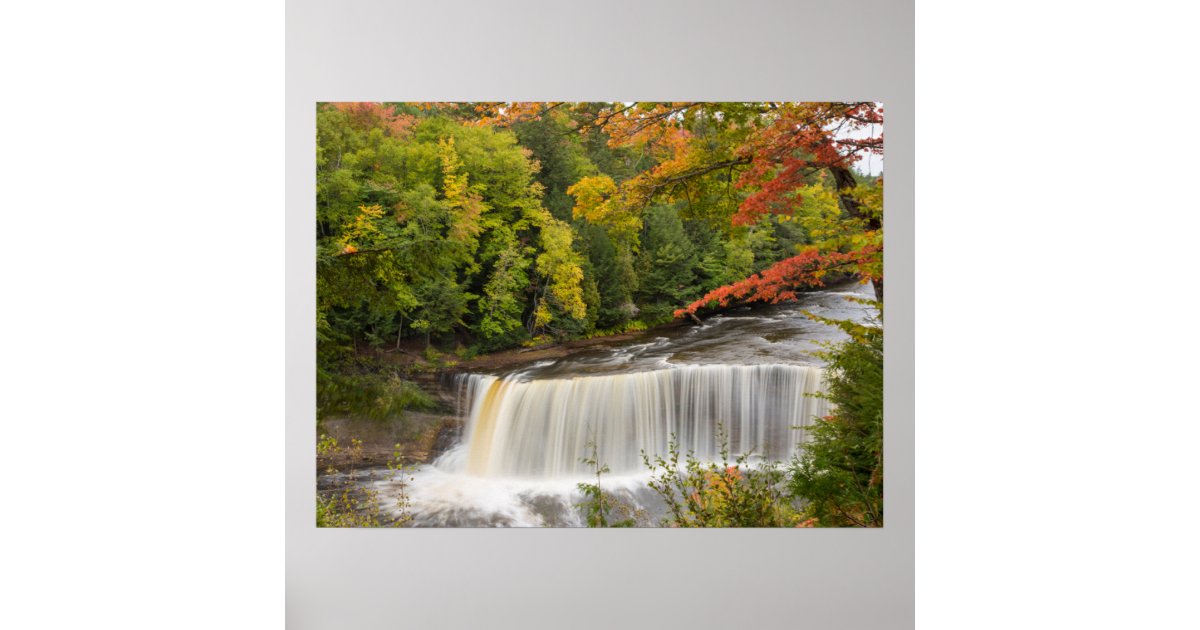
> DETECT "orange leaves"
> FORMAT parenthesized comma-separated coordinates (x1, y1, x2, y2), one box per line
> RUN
(464, 102, 883, 238)
(468, 102, 565, 128)
(674, 245, 881, 318)
(687, 466, 746, 513)
(600, 102, 696, 150)
(329, 102, 415, 137)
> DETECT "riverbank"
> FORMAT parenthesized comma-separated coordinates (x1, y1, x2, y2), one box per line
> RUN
(353, 319, 691, 377)
(319, 321, 692, 473)
(318, 412, 460, 471)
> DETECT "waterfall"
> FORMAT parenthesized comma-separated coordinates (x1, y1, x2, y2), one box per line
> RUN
(443, 364, 829, 479)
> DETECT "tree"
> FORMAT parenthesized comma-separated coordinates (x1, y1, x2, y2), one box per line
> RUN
(568, 174, 643, 247)
(477, 226, 533, 347)
(316, 101, 883, 366)
(478, 101, 884, 306)
(674, 246, 880, 319)
(532, 219, 587, 337)
(316, 104, 584, 355)
(789, 313, 884, 527)
(634, 205, 699, 323)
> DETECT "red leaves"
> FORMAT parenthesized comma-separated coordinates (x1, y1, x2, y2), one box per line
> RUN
(674, 245, 881, 318)
(330, 102, 414, 137)
(731, 102, 883, 226)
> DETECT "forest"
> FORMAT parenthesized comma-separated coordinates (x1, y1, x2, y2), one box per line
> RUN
(316, 102, 884, 527)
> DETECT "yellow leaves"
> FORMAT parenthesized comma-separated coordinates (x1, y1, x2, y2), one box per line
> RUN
(438, 137, 485, 246)
(535, 220, 588, 323)
(847, 177, 884, 223)
(567, 175, 642, 245)
(337, 204, 386, 254)
(788, 181, 880, 258)
(533, 303, 552, 328)
(567, 174, 617, 218)
(438, 137, 468, 205)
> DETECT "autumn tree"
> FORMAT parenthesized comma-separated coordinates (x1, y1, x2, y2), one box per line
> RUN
(478, 102, 883, 311)
(317, 101, 882, 366)
(316, 104, 589, 356)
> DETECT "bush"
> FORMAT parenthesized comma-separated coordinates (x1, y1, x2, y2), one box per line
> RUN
(576, 438, 644, 527)
(316, 369, 434, 422)
(789, 309, 883, 527)
(316, 436, 416, 527)
(642, 426, 807, 528)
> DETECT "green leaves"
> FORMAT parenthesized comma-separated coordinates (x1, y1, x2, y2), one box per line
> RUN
(478, 226, 532, 345)
(789, 309, 884, 527)
(639, 427, 805, 528)
(317, 107, 572, 356)
(316, 101, 881, 379)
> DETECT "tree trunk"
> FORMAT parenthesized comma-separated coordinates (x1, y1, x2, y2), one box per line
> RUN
(831, 165, 884, 304)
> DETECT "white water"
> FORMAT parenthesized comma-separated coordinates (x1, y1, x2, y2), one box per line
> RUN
(438, 363, 829, 478)
(361, 283, 875, 526)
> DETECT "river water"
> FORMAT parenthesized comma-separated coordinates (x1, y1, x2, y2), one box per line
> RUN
(350, 281, 877, 527)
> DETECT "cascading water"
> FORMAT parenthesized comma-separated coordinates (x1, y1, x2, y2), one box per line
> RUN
(359, 281, 875, 526)
(439, 364, 828, 479)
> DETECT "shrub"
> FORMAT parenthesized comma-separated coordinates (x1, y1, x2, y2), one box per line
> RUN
(316, 437, 416, 527)
(316, 369, 434, 422)
(576, 437, 644, 527)
(642, 426, 805, 527)
(789, 308, 883, 527)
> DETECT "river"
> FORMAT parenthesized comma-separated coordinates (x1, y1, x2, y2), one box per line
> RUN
(336, 280, 877, 527)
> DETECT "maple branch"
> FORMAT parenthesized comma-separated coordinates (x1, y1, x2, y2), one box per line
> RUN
(836, 139, 883, 151)
(619, 103, 700, 138)
(571, 103, 638, 135)
(676, 250, 883, 319)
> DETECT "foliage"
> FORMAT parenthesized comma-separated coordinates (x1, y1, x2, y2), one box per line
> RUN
(316, 368, 435, 422)
(316, 437, 417, 528)
(567, 175, 642, 246)
(675, 245, 881, 318)
(634, 205, 699, 323)
(789, 308, 884, 527)
(641, 426, 808, 528)
(317, 101, 884, 358)
(576, 437, 643, 527)
(317, 104, 584, 359)
(476, 225, 533, 347)
(532, 219, 588, 337)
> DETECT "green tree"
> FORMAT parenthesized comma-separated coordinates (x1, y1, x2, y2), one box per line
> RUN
(477, 225, 533, 347)
(789, 311, 884, 527)
(634, 205, 699, 323)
